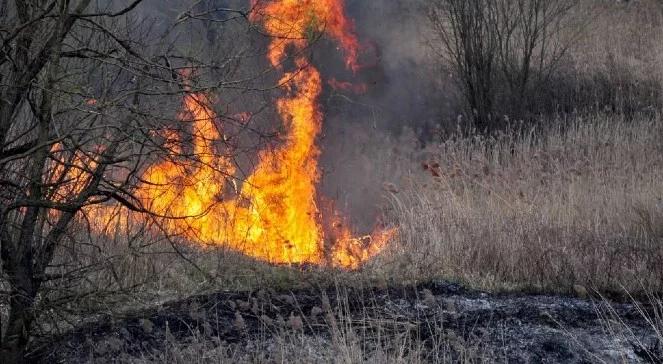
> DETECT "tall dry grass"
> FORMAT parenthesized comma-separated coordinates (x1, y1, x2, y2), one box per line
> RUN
(368, 114, 663, 295)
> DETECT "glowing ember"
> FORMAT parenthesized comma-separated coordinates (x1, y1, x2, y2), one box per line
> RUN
(328, 78, 369, 94)
(84, 0, 393, 269)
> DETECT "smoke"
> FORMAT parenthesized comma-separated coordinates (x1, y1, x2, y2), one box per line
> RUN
(132, 0, 453, 135)
(316, 0, 455, 229)
(317, 0, 452, 135)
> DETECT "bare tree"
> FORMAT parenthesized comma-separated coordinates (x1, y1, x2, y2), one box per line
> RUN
(0, 1, 258, 361)
(430, 0, 498, 132)
(429, 0, 578, 131)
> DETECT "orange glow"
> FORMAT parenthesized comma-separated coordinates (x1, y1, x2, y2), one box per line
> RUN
(82, 0, 393, 269)
(328, 78, 368, 94)
(48, 143, 98, 203)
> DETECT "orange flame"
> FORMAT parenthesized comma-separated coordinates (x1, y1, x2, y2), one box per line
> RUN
(82, 0, 393, 269)
(250, 0, 361, 72)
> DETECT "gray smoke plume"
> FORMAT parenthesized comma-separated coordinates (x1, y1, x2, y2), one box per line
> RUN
(317, 0, 456, 229)
(321, 0, 452, 136)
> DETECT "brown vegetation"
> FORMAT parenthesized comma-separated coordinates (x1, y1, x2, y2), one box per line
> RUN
(373, 114, 663, 295)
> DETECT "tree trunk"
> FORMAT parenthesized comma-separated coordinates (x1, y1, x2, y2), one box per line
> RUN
(1, 267, 37, 363)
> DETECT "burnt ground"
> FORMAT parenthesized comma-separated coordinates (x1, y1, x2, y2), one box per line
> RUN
(30, 281, 662, 363)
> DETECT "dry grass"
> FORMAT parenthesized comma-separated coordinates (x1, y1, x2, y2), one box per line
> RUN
(366, 114, 663, 295)
(559, 0, 663, 116)
(356, 0, 663, 295)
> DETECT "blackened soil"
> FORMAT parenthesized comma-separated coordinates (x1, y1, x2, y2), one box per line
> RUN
(31, 281, 662, 363)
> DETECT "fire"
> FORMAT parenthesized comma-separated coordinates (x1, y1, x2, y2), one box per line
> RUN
(250, 0, 362, 72)
(81, 0, 393, 269)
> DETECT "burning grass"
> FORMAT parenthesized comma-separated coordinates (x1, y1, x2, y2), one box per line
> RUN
(56, 112, 663, 307)
(78, 0, 392, 270)
(59, 112, 663, 309)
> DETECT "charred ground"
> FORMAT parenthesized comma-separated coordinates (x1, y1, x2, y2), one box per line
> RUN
(33, 280, 662, 363)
